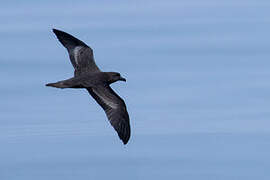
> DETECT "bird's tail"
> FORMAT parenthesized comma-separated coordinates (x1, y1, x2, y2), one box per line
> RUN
(46, 77, 83, 89)
(46, 81, 70, 88)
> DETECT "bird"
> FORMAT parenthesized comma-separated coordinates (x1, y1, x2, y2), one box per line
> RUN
(46, 29, 131, 144)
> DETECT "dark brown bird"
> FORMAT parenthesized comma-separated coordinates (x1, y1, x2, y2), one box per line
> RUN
(46, 29, 130, 144)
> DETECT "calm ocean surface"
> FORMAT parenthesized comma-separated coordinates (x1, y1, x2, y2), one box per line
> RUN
(1, 0, 270, 179)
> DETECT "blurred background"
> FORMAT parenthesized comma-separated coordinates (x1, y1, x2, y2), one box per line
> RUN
(1, 0, 270, 179)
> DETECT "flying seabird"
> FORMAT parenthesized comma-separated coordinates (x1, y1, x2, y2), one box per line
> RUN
(46, 29, 130, 144)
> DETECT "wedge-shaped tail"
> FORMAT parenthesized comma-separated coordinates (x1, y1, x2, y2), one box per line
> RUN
(46, 82, 69, 88)
(46, 78, 82, 89)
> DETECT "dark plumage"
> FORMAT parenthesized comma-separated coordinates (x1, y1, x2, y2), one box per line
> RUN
(46, 29, 130, 144)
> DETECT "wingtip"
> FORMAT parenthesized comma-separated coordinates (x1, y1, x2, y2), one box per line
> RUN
(120, 134, 130, 145)
(51, 28, 88, 48)
(116, 121, 131, 145)
(52, 28, 61, 35)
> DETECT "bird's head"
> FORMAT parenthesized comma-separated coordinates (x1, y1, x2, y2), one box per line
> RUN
(108, 72, 126, 84)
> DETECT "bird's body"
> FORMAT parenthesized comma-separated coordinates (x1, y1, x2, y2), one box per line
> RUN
(46, 29, 130, 144)
(47, 72, 123, 88)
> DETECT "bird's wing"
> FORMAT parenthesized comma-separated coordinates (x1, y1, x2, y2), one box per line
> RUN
(53, 29, 100, 76)
(87, 85, 130, 144)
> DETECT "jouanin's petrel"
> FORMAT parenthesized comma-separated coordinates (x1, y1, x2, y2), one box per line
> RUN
(46, 29, 130, 144)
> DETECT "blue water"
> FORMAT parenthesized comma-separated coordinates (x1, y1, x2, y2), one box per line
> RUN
(1, 0, 270, 179)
